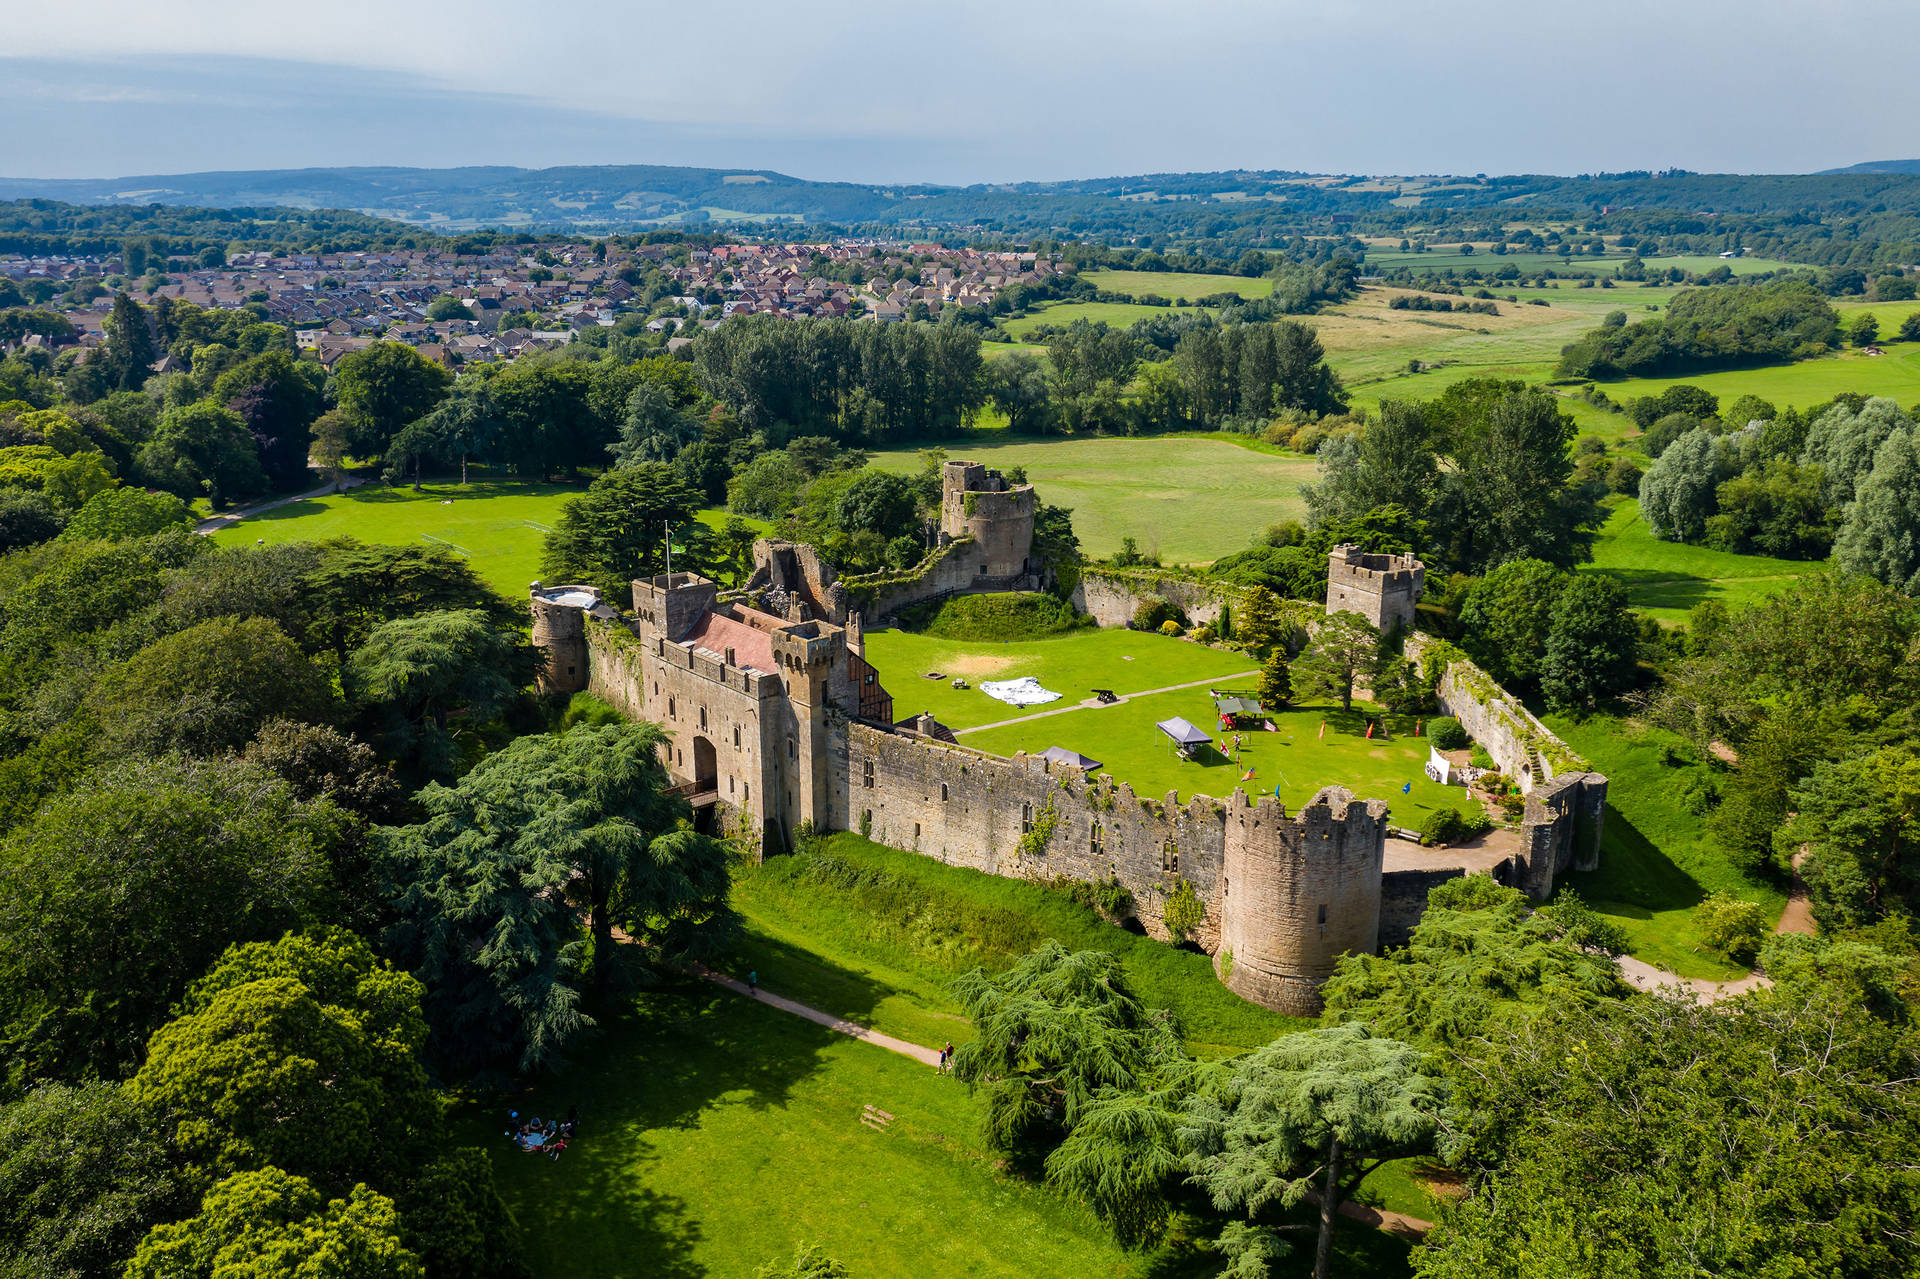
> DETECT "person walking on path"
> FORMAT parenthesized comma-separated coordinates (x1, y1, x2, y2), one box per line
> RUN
(939, 1041, 954, 1074)
(747, 969, 758, 996)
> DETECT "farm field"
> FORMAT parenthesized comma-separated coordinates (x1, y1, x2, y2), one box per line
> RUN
(1080, 268, 1274, 300)
(208, 480, 765, 599)
(1310, 285, 1593, 390)
(863, 626, 1258, 731)
(1588, 339, 1920, 413)
(866, 435, 1314, 563)
(1002, 298, 1211, 337)
(1582, 498, 1821, 625)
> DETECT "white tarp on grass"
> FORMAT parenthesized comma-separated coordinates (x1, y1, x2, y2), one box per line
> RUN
(980, 677, 1063, 707)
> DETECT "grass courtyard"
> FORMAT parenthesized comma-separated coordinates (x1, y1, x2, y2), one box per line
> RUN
(866, 435, 1315, 564)
(209, 479, 764, 600)
(864, 627, 1461, 817)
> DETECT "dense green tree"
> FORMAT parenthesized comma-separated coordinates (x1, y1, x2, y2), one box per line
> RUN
(541, 464, 706, 600)
(1637, 426, 1722, 542)
(88, 616, 336, 758)
(129, 929, 437, 1191)
(0, 756, 348, 1081)
(1456, 558, 1565, 688)
(832, 469, 917, 542)
(242, 720, 403, 826)
(1256, 649, 1293, 709)
(985, 353, 1053, 434)
(1233, 585, 1290, 660)
(1556, 278, 1838, 378)
(381, 722, 733, 1075)
(426, 296, 473, 322)
(0, 444, 116, 511)
(1181, 1024, 1439, 1279)
(1295, 610, 1380, 711)
(349, 609, 523, 779)
(57, 485, 192, 541)
(101, 293, 157, 393)
(754, 1243, 850, 1279)
(0, 1080, 195, 1279)
(331, 343, 453, 460)
(1303, 401, 1436, 527)
(1784, 744, 1920, 928)
(214, 350, 325, 492)
(1852, 312, 1882, 346)
(950, 944, 1182, 1163)
(1415, 977, 1920, 1279)
(298, 538, 512, 664)
(125, 1168, 421, 1279)
(137, 401, 267, 508)
(1539, 573, 1640, 711)
(1321, 877, 1628, 1056)
(1801, 396, 1912, 505)
(727, 450, 809, 519)
(1703, 458, 1832, 558)
(1835, 427, 1920, 593)
(0, 487, 65, 549)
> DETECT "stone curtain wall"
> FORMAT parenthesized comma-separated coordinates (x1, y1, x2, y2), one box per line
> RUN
(1378, 868, 1467, 950)
(847, 721, 1226, 950)
(1404, 631, 1608, 900)
(848, 722, 1392, 1014)
(1073, 570, 1237, 629)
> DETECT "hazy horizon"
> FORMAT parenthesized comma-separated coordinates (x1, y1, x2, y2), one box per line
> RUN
(1, 1, 1915, 185)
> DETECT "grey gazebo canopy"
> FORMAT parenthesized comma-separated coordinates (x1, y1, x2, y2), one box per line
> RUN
(1156, 716, 1213, 747)
(1038, 746, 1103, 771)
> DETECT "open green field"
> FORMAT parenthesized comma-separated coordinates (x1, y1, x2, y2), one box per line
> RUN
(867, 435, 1313, 564)
(732, 832, 1309, 1057)
(1548, 713, 1784, 980)
(1080, 269, 1275, 301)
(1583, 498, 1821, 625)
(465, 982, 1159, 1279)
(1588, 340, 1920, 413)
(1003, 298, 1211, 338)
(1359, 249, 1795, 277)
(209, 480, 765, 599)
(864, 626, 1259, 730)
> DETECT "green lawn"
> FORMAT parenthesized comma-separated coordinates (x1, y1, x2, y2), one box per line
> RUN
(866, 435, 1315, 564)
(1587, 341, 1920, 412)
(963, 691, 1453, 817)
(730, 832, 1309, 1058)
(864, 626, 1260, 730)
(462, 983, 1162, 1278)
(208, 479, 765, 600)
(1547, 714, 1784, 980)
(1582, 498, 1821, 625)
(1080, 269, 1275, 301)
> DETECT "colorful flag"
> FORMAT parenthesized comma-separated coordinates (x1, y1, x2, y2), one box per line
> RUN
(1402, 782, 1412, 794)
(1317, 721, 1326, 740)
(1241, 768, 1256, 782)
(1365, 721, 1375, 740)
(1415, 719, 1423, 736)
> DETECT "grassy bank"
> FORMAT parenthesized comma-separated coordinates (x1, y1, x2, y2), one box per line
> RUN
(1581, 498, 1822, 625)
(728, 833, 1309, 1058)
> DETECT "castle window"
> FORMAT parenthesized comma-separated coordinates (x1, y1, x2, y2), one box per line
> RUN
(913, 822, 921, 841)
(1021, 802, 1033, 833)
(940, 783, 949, 802)
(1317, 904, 1328, 925)
(788, 738, 797, 761)
(743, 784, 749, 801)
(728, 776, 735, 794)
(734, 726, 741, 749)
(1090, 823, 1103, 854)
(1172, 850, 1179, 874)
(668, 697, 676, 720)
(700, 707, 707, 730)
(863, 759, 875, 789)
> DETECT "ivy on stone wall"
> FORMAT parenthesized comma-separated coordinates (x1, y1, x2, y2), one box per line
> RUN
(1164, 877, 1204, 941)
(1017, 793, 1061, 859)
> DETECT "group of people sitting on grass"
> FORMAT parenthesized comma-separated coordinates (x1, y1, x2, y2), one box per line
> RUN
(505, 1107, 577, 1160)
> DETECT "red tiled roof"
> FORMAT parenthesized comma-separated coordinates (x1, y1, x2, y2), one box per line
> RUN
(682, 611, 776, 674)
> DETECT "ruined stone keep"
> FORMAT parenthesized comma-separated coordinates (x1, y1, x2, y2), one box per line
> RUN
(1326, 543, 1424, 634)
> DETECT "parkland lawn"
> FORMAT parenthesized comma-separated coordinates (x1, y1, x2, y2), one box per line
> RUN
(866, 435, 1315, 563)
(208, 479, 765, 599)
(1582, 498, 1821, 625)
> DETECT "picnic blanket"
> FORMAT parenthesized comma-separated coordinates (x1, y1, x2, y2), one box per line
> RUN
(979, 677, 1062, 707)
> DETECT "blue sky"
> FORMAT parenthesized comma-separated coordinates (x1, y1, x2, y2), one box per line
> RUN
(1, 1, 1913, 183)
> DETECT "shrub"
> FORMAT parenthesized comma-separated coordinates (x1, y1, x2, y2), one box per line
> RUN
(1469, 744, 1497, 771)
(1191, 623, 1216, 644)
(1159, 619, 1183, 637)
(1696, 891, 1768, 965)
(1419, 807, 1467, 846)
(1163, 878, 1204, 941)
(1131, 596, 1187, 632)
(1052, 875, 1136, 923)
(909, 591, 1084, 641)
(1427, 716, 1469, 750)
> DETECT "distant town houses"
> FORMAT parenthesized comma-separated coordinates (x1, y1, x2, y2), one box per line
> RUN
(0, 239, 1061, 366)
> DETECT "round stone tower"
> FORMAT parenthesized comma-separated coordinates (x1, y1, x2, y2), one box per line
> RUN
(1216, 786, 1387, 1015)
(529, 582, 600, 695)
(939, 459, 1036, 580)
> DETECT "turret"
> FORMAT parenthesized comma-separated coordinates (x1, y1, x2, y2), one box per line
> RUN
(529, 582, 601, 695)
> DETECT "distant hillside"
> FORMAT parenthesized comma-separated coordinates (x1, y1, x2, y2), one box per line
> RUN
(1819, 159, 1920, 175)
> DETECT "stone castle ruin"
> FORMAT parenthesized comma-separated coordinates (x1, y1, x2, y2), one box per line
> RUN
(1326, 544, 1424, 635)
(529, 459, 1607, 1015)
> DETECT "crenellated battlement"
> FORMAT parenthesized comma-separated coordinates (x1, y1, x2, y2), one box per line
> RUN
(1326, 544, 1424, 634)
